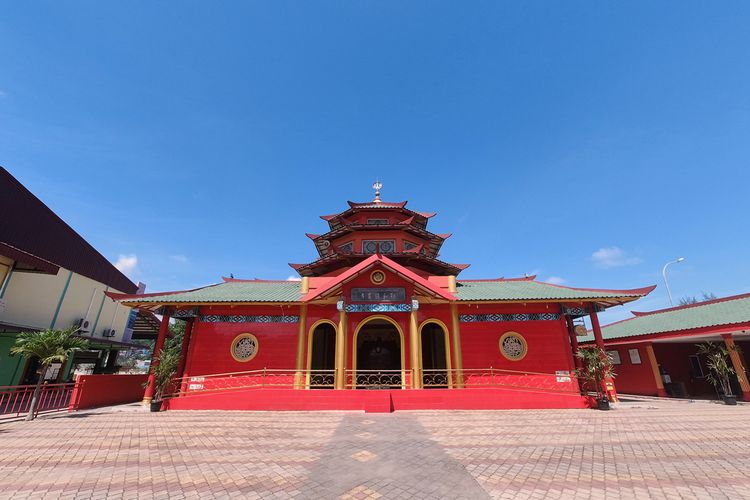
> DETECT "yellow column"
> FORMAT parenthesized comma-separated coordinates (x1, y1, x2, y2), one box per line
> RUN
(724, 335, 750, 397)
(335, 309, 347, 389)
(645, 344, 668, 397)
(450, 303, 464, 388)
(294, 304, 308, 389)
(409, 306, 421, 389)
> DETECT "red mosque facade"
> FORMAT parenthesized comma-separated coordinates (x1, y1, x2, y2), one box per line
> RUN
(115, 188, 655, 412)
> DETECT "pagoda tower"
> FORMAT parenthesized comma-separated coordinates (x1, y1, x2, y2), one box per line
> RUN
(289, 182, 469, 278)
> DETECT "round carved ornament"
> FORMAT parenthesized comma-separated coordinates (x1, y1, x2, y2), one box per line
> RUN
(370, 270, 386, 285)
(231, 333, 259, 362)
(499, 332, 528, 361)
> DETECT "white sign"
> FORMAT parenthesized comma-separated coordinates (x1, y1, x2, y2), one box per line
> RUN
(190, 376, 205, 382)
(188, 383, 204, 390)
(556, 370, 572, 383)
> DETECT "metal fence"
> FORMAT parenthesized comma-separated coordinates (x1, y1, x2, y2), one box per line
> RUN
(0, 382, 76, 420)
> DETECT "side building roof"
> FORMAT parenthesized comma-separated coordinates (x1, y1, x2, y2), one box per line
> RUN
(0, 167, 137, 293)
(581, 292, 750, 343)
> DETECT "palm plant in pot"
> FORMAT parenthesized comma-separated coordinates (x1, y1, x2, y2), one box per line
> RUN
(696, 342, 741, 405)
(576, 345, 616, 410)
(148, 335, 182, 412)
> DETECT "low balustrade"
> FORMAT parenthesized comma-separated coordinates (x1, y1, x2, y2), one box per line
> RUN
(171, 367, 583, 397)
(0, 382, 76, 420)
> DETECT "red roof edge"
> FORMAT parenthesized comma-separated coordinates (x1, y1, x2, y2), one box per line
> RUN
(437, 233, 452, 240)
(320, 214, 338, 221)
(288, 263, 304, 270)
(451, 263, 471, 270)
(416, 212, 436, 218)
(305, 233, 320, 240)
(630, 291, 750, 316)
(459, 275, 535, 282)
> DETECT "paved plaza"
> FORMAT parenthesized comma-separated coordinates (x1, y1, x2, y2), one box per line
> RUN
(1, 399, 750, 499)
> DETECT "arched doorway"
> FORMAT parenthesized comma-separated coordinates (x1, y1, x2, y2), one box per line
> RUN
(420, 321, 451, 388)
(307, 321, 336, 389)
(354, 316, 404, 389)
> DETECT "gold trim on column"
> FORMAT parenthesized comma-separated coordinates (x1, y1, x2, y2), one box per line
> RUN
(450, 303, 464, 388)
(645, 344, 665, 392)
(418, 319, 453, 388)
(335, 310, 347, 389)
(351, 314, 406, 389)
(724, 335, 750, 394)
(294, 304, 308, 389)
(305, 319, 338, 389)
(409, 308, 420, 389)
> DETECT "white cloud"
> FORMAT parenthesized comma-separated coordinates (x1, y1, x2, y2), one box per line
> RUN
(170, 255, 188, 264)
(286, 275, 302, 281)
(590, 247, 643, 269)
(114, 254, 139, 278)
(546, 276, 567, 285)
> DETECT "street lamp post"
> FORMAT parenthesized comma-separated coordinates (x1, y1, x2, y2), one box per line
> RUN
(662, 257, 685, 306)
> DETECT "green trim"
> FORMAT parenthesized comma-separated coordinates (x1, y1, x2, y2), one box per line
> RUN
(91, 286, 109, 335)
(62, 354, 76, 382)
(50, 270, 74, 329)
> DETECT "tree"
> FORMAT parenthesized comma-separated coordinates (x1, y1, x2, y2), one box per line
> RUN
(10, 327, 89, 421)
(149, 332, 183, 403)
(575, 345, 616, 400)
(696, 342, 739, 400)
(679, 292, 718, 306)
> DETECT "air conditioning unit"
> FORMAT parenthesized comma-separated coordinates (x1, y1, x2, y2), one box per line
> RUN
(102, 328, 116, 338)
(74, 318, 91, 334)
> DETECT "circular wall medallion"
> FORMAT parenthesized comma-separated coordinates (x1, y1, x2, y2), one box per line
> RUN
(499, 332, 528, 361)
(231, 333, 259, 362)
(370, 270, 386, 285)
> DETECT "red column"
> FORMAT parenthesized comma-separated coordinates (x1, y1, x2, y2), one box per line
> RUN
(565, 315, 583, 370)
(176, 318, 194, 378)
(589, 305, 618, 402)
(142, 309, 171, 404)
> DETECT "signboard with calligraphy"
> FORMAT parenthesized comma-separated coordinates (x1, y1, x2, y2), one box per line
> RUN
(351, 287, 406, 303)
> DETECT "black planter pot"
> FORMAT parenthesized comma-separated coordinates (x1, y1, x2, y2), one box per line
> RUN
(597, 397, 610, 411)
(150, 400, 162, 412)
(723, 395, 737, 406)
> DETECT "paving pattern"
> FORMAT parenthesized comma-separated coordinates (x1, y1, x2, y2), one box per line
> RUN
(1, 400, 750, 499)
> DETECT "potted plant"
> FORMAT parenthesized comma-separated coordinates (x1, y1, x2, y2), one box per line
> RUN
(696, 342, 741, 405)
(10, 327, 89, 421)
(576, 345, 616, 410)
(148, 336, 181, 412)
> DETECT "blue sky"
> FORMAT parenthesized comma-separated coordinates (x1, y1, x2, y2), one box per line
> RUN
(2, 2, 749, 324)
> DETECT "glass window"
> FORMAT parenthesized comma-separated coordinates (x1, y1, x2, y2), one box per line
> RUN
(607, 350, 621, 365)
(628, 348, 642, 364)
(366, 219, 389, 225)
(362, 240, 396, 254)
(689, 355, 705, 377)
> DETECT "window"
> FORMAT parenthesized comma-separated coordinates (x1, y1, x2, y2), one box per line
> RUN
(607, 350, 622, 365)
(689, 355, 705, 378)
(366, 218, 389, 225)
(499, 332, 528, 361)
(362, 240, 396, 254)
(628, 348, 641, 364)
(338, 242, 354, 254)
(231, 333, 259, 362)
(403, 240, 419, 251)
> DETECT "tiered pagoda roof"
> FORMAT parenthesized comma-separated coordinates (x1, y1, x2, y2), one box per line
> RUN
(290, 189, 468, 277)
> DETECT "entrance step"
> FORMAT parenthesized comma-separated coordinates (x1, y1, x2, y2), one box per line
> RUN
(364, 392, 393, 413)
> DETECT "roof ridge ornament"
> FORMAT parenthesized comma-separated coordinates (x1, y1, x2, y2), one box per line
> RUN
(372, 179, 382, 203)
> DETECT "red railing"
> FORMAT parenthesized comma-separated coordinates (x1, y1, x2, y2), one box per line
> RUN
(169, 368, 583, 398)
(0, 382, 76, 420)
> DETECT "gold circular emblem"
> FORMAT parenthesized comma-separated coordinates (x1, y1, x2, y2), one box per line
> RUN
(370, 270, 386, 285)
(230, 333, 259, 362)
(499, 332, 528, 361)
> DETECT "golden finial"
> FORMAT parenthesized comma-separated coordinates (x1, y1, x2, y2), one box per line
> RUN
(372, 180, 382, 203)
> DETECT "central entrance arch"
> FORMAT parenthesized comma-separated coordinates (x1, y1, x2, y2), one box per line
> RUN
(353, 315, 405, 389)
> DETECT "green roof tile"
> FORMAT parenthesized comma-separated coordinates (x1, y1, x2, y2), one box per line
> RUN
(123, 281, 302, 304)
(454, 280, 650, 302)
(582, 294, 750, 342)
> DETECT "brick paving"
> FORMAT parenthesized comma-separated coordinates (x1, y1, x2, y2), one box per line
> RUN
(1, 400, 750, 499)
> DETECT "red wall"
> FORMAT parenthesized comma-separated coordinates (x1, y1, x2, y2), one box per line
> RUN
(653, 343, 716, 398)
(603, 343, 659, 396)
(184, 305, 302, 377)
(69, 374, 148, 410)
(456, 303, 578, 393)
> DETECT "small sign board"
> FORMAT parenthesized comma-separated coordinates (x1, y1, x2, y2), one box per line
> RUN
(556, 370, 572, 383)
(351, 287, 406, 302)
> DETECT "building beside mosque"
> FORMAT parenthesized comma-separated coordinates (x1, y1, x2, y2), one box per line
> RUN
(582, 294, 750, 401)
(115, 184, 655, 411)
